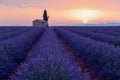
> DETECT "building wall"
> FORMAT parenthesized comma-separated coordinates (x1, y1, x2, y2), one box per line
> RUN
(33, 20, 48, 27)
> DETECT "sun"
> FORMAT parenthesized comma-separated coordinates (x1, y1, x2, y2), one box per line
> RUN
(83, 19, 88, 24)
(68, 9, 102, 24)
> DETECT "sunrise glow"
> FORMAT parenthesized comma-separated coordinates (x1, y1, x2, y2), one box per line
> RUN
(0, 0, 120, 25)
(67, 9, 103, 24)
(83, 19, 88, 24)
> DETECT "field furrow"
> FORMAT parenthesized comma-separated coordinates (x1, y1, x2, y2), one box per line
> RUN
(54, 27, 120, 80)
(10, 28, 90, 80)
(0, 27, 45, 79)
(55, 31, 103, 80)
(0, 26, 120, 80)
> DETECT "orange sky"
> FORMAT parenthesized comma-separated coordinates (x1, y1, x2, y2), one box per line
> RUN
(0, 0, 120, 25)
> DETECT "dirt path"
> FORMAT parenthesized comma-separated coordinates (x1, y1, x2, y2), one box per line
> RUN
(8, 33, 44, 80)
(55, 31, 105, 80)
(8, 29, 104, 80)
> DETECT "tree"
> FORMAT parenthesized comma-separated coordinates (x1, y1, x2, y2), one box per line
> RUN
(43, 10, 49, 22)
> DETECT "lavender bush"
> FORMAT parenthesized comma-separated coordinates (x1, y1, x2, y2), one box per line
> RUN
(0, 27, 31, 34)
(65, 26, 120, 36)
(0, 26, 21, 33)
(0, 27, 33, 41)
(11, 28, 90, 80)
(89, 29, 120, 36)
(54, 27, 120, 80)
(64, 27, 120, 46)
(0, 27, 45, 79)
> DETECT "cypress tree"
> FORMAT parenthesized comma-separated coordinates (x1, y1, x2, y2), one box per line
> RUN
(43, 10, 49, 22)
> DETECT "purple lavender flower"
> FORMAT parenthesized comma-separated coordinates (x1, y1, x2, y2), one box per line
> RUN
(54, 27, 120, 80)
(0, 27, 45, 79)
(11, 28, 90, 80)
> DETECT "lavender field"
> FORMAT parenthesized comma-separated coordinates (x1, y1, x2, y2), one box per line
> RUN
(0, 26, 120, 80)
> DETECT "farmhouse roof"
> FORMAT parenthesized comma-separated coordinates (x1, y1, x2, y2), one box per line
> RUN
(33, 19, 47, 23)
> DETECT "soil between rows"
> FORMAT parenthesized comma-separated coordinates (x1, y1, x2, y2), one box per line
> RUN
(54, 31, 105, 80)
(9, 29, 104, 80)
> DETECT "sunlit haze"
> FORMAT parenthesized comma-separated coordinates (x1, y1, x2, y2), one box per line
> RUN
(0, 0, 120, 26)
(67, 9, 103, 24)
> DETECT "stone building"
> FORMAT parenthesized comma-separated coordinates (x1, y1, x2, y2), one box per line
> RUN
(33, 10, 49, 27)
(33, 19, 48, 27)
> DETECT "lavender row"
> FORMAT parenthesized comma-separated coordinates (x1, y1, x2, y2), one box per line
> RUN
(11, 28, 90, 80)
(54, 27, 120, 80)
(90, 30, 120, 37)
(71, 27, 120, 36)
(0, 27, 19, 32)
(72, 27, 120, 36)
(64, 26, 120, 32)
(0, 27, 45, 79)
(0, 28, 33, 41)
(64, 27, 120, 46)
(0, 27, 32, 34)
(62, 26, 120, 36)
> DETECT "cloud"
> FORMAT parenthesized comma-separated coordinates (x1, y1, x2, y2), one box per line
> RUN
(0, 0, 120, 10)
(0, 0, 65, 9)
(0, 0, 120, 12)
